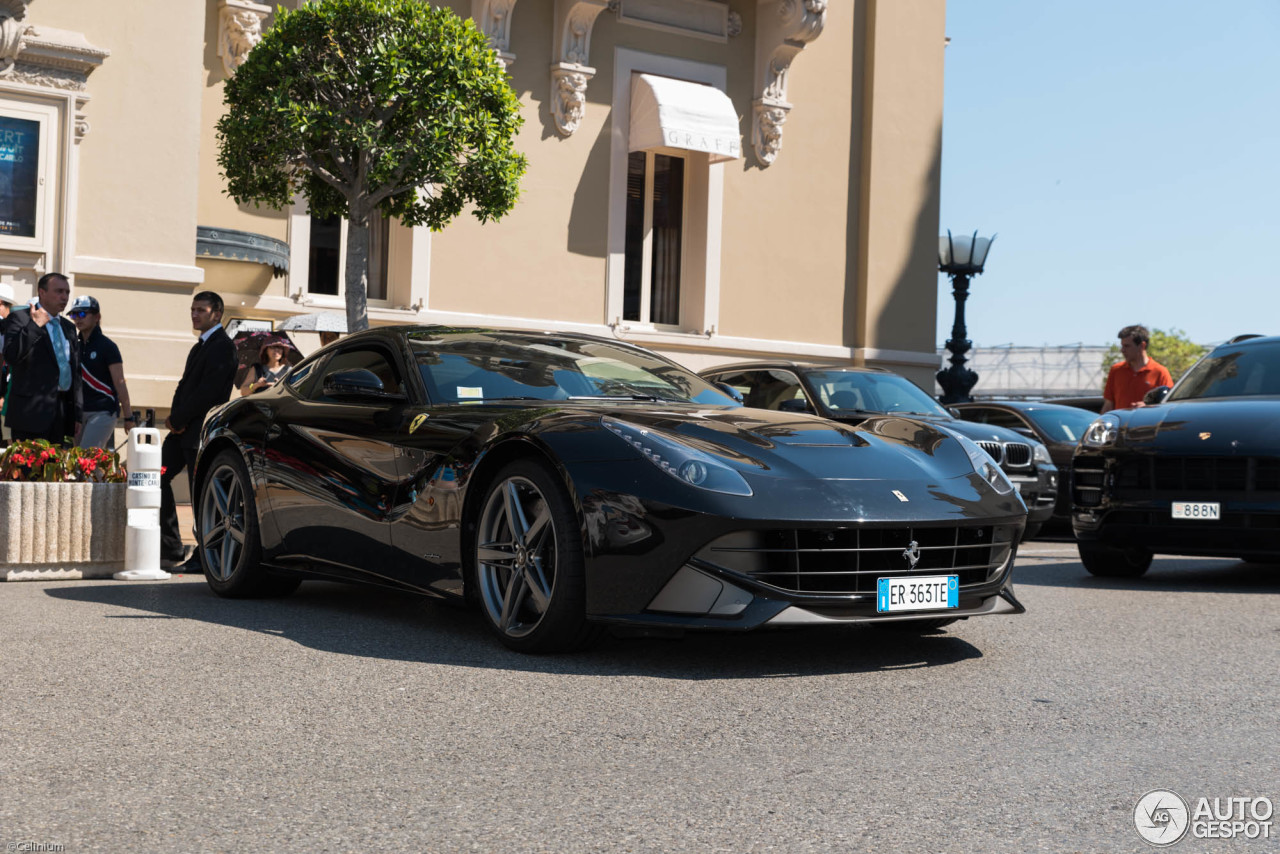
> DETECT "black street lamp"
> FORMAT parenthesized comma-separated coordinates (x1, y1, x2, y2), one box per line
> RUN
(936, 229, 996, 404)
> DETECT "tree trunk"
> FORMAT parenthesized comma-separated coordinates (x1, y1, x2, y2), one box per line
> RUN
(343, 212, 371, 333)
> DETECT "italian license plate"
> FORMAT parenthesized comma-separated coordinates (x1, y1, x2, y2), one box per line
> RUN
(1172, 501, 1220, 520)
(877, 575, 959, 613)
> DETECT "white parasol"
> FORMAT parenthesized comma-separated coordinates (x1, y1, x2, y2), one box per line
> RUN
(278, 311, 348, 333)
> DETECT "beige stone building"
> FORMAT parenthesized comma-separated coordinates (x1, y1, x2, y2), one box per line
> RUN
(1, 0, 944, 436)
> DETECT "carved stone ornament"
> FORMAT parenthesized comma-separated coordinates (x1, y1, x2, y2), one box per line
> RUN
(218, 0, 271, 77)
(751, 0, 826, 165)
(549, 0, 608, 137)
(471, 0, 519, 69)
(0, 0, 31, 75)
(0, 2, 109, 99)
(727, 10, 743, 38)
(550, 64, 590, 136)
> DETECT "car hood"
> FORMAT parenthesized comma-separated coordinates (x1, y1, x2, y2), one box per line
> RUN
(848, 412, 1031, 445)
(1114, 398, 1280, 454)
(581, 407, 980, 482)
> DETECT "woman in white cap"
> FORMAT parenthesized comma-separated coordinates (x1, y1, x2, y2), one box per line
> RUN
(69, 294, 135, 449)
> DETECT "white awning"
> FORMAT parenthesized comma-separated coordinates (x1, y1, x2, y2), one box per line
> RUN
(629, 73, 742, 163)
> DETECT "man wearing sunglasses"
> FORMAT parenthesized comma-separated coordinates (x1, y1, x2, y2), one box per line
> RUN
(69, 295, 134, 450)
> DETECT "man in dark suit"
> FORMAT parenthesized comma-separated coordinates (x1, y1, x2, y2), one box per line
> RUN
(1, 273, 83, 445)
(160, 291, 238, 569)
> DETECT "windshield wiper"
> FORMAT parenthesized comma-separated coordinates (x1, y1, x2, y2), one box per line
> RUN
(569, 394, 662, 402)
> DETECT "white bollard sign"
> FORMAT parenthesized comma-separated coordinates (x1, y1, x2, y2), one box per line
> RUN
(114, 427, 171, 581)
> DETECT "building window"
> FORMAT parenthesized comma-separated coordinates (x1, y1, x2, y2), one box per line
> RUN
(306, 213, 390, 299)
(623, 150, 685, 325)
(307, 213, 340, 295)
(367, 214, 390, 302)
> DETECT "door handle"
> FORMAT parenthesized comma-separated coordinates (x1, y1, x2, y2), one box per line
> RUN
(265, 423, 282, 441)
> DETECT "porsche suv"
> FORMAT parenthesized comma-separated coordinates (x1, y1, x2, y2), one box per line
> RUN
(699, 362, 1058, 537)
(1072, 334, 1280, 576)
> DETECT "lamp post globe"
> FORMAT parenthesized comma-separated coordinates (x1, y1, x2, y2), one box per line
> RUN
(936, 229, 995, 404)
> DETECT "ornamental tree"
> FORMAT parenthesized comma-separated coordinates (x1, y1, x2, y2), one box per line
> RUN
(217, 0, 526, 333)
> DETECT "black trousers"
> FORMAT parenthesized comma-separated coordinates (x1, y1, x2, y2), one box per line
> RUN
(159, 432, 199, 561)
(9, 394, 75, 445)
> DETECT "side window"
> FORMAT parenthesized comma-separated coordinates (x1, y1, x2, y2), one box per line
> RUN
(984, 410, 1029, 431)
(312, 346, 403, 402)
(741, 370, 808, 412)
(286, 355, 326, 397)
(706, 371, 754, 404)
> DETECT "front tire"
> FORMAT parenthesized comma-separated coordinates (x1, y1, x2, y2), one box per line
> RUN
(1078, 540, 1153, 577)
(198, 450, 299, 598)
(471, 458, 599, 653)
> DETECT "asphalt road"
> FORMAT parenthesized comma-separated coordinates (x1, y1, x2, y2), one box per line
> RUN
(1, 541, 1277, 853)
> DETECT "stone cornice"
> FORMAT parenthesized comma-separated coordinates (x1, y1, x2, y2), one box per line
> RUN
(752, 0, 826, 166)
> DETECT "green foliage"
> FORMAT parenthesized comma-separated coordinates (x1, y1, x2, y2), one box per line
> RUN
(1102, 327, 1209, 383)
(216, 0, 526, 231)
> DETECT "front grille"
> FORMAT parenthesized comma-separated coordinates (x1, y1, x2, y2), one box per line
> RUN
(1072, 459, 1105, 507)
(1003, 443, 1032, 468)
(976, 441, 1003, 463)
(1114, 456, 1280, 497)
(694, 525, 1015, 595)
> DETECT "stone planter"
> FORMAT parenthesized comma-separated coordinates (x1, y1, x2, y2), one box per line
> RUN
(1, 482, 127, 580)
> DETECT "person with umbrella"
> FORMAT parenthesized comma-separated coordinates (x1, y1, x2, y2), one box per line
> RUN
(239, 334, 295, 396)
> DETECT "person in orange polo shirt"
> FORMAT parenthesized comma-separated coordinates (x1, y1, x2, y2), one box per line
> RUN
(1102, 324, 1173, 412)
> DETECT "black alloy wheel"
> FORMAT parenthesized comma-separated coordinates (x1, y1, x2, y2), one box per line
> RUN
(1077, 540, 1153, 577)
(199, 449, 299, 598)
(472, 458, 598, 653)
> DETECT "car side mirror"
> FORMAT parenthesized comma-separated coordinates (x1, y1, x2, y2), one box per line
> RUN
(1143, 385, 1171, 406)
(713, 382, 744, 404)
(778, 398, 812, 414)
(323, 369, 403, 401)
(1014, 426, 1036, 439)
(947, 406, 962, 418)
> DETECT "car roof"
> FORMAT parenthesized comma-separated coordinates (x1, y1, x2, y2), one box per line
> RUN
(957, 400, 1098, 414)
(700, 360, 893, 375)
(1215, 334, 1280, 349)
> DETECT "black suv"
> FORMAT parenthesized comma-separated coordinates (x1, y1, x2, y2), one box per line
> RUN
(700, 362, 1058, 537)
(1073, 334, 1280, 576)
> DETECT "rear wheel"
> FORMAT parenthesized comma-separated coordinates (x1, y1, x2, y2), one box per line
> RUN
(471, 458, 599, 653)
(1078, 540, 1152, 577)
(198, 450, 299, 598)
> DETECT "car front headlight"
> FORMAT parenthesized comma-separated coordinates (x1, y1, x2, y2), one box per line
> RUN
(602, 416, 753, 496)
(1082, 414, 1121, 448)
(1032, 442, 1053, 465)
(954, 434, 1015, 495)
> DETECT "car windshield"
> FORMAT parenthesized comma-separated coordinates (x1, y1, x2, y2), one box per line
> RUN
(408, 330, 738, 406)
(1022, 407, 1098, 443)
(804, 370, 951, 417)
(1168, 341, 1280, 401)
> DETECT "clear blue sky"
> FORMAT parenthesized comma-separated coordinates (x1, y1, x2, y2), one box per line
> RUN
(938, 0, 1280, 349)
